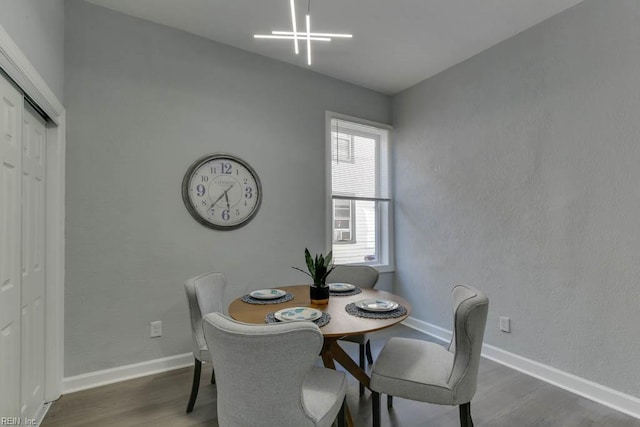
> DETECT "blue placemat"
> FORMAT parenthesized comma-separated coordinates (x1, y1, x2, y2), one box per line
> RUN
(345, 302, 407, 319)
(241, 293, 295, 305)
(265, 311, 331, 327)
(329, 287, 363, 297)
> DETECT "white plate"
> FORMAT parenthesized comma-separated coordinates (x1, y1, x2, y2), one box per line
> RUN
(274, 307, 322, 322)
(329, 283, 356, 292)
(249, 289, 286, 300)
(355, 299, 399, 312)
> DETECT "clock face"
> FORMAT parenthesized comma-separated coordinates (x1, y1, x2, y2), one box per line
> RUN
(182, 154, 262, 230)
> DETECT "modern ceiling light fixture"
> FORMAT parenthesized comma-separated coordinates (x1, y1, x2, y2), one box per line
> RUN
(253, 0, 352, 66)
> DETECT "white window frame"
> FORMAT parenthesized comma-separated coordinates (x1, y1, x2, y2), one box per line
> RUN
(325, 111, 394, 272)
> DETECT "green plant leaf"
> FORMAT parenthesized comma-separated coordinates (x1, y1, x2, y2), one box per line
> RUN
(304, 248, 315, 277)
(324, 251, 333, 267)
(292, 266, 312, 278)
(321, 265, 336, 283)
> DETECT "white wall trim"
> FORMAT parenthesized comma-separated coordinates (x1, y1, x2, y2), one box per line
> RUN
(63, 353, 195, 394)
(402, 316, 453, 343)
(35, 401, 52, 427)
(58, 317, 640, 419)
(0, 24, 66, 402)
(402, 317, 640, 420)
(44, 113, 65, 402)
(0, 25, 63, 124)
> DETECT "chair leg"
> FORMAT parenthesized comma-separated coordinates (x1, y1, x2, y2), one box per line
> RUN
(365, 340, 374, 365)
(210, 367, 215, 384)
(372, 391, 381, 427)
(359, 344, 365, 396)
(186, 358, 202, 413)
(337, 397, 346, 427)
(459, 402, 473, 427)
(387, 395, 393, 408)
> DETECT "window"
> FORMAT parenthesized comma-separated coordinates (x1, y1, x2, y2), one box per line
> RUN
(333, 199, 355, 243)
(327, 113, 393, 270)
(331, 133, 354, 163)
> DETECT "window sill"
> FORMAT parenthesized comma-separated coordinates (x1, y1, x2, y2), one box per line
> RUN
(373, 264, 395, 274)
(338, 262, 395, 274)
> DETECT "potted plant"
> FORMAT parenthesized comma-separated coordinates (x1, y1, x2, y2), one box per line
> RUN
(293, 248, 335, 305)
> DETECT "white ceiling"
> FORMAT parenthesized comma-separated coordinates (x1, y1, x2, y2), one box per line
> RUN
(84, 0, 583, 95)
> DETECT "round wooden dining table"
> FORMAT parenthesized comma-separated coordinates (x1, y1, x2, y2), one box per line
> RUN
(228, 284, 411, 426)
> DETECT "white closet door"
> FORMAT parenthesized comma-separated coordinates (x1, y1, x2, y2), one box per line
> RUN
(21, 103, 46, 419)
(0, 74, 24, 418)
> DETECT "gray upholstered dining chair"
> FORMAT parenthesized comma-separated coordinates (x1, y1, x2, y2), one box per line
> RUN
(202, 312, 347, 427)
(326, 265, 379, 395)
(184, 272, 226, 413)
(370, 285, 489, 427)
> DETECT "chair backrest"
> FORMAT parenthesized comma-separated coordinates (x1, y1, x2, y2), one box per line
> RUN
(202, 313, 324, 427)
(446, 284, 489, 404)
(326, 265, 379, 289)
(184, 272, 226, 358)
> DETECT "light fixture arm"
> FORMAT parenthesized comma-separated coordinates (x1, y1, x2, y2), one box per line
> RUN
(306, 0, 312, 65)
(290, 0, 299, 54)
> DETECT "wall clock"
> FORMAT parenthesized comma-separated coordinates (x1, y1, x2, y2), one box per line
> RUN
(182, 153, 262, 230)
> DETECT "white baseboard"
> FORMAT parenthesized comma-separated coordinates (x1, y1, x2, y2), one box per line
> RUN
(403, 317, 453, 343)
(35, 401, 51, 426)
(63, 353, 194, 394)
(402, 317, 640, 420)
(61, 319, 640, 420)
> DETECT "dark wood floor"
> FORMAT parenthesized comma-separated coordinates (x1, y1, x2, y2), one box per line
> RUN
(43, 325, 640, 426)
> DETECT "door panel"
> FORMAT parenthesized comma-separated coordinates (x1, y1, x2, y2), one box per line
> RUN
(21, 104, 46, 419)
(0, 73, 23, 418)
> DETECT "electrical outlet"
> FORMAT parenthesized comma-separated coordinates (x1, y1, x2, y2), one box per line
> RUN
(499, 316, 510, 333)
(150, 320, 162, 338)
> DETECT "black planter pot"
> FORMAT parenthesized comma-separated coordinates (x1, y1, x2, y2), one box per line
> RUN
(310, 285, 330, 305)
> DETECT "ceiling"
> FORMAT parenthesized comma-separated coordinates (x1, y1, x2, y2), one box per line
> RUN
(84, 0, 584, 95)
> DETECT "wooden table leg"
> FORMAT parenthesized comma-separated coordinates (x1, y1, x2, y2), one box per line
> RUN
(329, 341, 371, 389)
(321, 341, 337, 369)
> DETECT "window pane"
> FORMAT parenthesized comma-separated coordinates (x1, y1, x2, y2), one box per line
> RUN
(333, 200, 376, 264)
(331, 120, 389, 199)
(332, 199, 353, 243)
(332, 135, 353, 162)
(335, 219, 350, 229)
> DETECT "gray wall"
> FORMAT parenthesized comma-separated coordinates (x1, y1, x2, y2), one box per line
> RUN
(0, 0, 64, 101)
(393, 0, 640, 396)
(64, 0, 390, 376)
